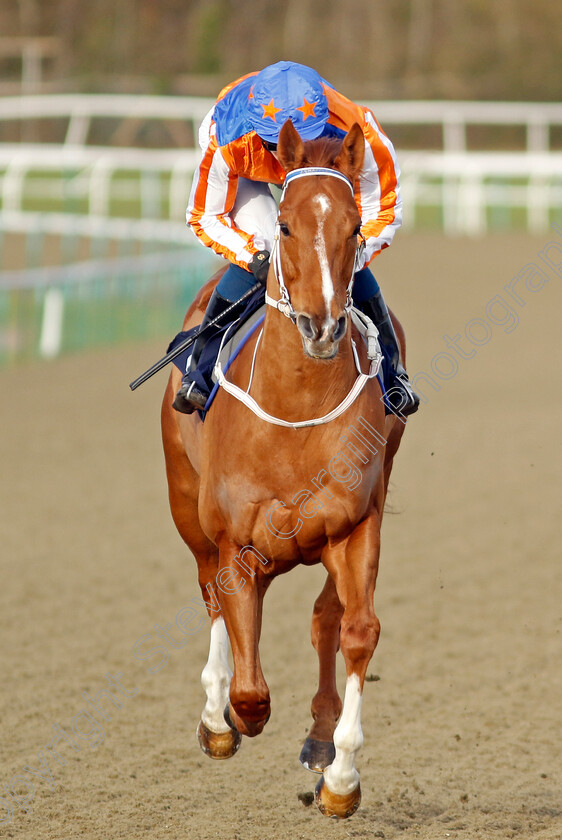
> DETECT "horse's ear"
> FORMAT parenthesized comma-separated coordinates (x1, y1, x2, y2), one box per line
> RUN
(334, 123, 365, 182)
(278, 120, 306, 172)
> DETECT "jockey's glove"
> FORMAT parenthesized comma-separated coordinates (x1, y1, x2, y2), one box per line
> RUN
(249, 250, 270, 284)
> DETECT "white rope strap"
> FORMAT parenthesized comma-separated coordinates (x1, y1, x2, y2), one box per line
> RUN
(214, 363, 373, 429)
(212, 307, 382, 429)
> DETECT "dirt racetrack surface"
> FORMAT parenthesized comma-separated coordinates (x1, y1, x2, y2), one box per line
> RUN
(1, 233, 560, 840)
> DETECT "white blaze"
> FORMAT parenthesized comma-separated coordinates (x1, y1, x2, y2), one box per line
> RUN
(313, 193, 334, 322)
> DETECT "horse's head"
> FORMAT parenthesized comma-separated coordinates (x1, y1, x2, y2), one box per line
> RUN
(270, 120, 365, 360)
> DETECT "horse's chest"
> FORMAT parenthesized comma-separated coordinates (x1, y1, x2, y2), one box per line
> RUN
(202, 430, 384, 558)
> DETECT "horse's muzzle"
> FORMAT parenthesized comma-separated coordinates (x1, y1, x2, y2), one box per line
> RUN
(297, 313, 347, 359)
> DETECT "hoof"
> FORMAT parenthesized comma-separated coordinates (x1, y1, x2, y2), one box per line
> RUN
(223, 702, 236, 731)
(197, 720, 241, 760)
(299, 738, 335, 773)
(223, 701, 270, 738)
(315, 776, 361, 819)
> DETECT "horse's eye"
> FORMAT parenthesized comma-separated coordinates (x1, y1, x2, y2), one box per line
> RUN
(352, 224, 362, 237)
(279, 223, 290, 237)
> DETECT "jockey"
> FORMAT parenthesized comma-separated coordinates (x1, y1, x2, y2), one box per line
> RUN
(174, 60, 419, 417)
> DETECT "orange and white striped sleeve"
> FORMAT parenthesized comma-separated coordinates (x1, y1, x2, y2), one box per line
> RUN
(186, 119, 259, 270)
(356, 109, 403, 266)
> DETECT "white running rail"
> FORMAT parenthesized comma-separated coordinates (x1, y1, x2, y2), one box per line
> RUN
(1, 95, 562, 152)
(1, 95, 562, 236)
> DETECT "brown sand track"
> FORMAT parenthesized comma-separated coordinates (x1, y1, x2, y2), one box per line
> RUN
(1, 233, 560, 839)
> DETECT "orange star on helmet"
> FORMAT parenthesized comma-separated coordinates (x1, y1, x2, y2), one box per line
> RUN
(261, 99, 282, 121)
(297, 98, 317, 120)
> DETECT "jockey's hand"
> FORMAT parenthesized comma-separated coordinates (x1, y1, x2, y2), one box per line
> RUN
(249, 250, 270, 284)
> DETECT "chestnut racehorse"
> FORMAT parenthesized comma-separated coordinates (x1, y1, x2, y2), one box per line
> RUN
(161, 120, 408, 818)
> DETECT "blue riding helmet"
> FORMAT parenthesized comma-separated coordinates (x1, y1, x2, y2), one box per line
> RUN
(247, 61, 329, 143)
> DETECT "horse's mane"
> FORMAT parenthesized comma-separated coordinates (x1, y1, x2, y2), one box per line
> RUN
(300, 136, 344, 168)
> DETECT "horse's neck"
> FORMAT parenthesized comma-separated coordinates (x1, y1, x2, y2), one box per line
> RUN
(248, 310, 358, 419)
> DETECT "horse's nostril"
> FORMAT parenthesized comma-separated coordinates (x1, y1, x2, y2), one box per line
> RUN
(333, 315, 347, 342)
(297, 314, 318, 340)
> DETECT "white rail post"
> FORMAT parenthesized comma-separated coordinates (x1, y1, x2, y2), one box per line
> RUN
(527, 117, 548, 153)
(461, 173, 486, 235)
(443, 114, 466, 153)
(527, 176, 549, 234)
(442, 168, 459, 236)
(89, 158, 113, 216)
(65, 113, 91, 146)
(39, 287, 65, 358)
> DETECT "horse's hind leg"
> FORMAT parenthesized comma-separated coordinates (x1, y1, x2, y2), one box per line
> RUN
(300, 574, 343, 773)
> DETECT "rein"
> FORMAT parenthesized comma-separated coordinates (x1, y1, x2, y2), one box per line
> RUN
(213, 167, 381, 430)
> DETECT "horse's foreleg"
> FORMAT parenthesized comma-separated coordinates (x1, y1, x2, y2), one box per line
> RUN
(201, 617, 231, 732)
(300, 573, 343, 773)
(217, 540, 271, 738)
(197, 615, 242, 759)
(191, 550, 243, 760)
(315, 514, 382, 818)
(161, 381, 242, 757)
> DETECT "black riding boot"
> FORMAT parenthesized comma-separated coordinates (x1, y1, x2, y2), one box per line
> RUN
(172, 290, 243, 415)
(360, 289, 420, 417)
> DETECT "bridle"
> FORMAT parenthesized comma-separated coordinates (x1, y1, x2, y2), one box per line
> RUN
(213, 166, 381, 429)
(264, 166, 366, 322)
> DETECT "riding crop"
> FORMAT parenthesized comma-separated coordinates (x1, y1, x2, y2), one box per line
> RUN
(129, 281, 263, 391)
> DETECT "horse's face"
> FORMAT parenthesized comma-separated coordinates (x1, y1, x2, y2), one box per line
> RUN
(276, 121, 365, 360)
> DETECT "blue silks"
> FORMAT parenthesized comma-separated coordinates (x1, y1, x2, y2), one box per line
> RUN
(351, 267, 380, 304)
(214, 62, 345, 147)
(214, 76, 255, 147)
(216, 262, 257, 300)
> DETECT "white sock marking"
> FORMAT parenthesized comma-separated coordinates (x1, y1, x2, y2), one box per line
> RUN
(323, 673, 363, 795)
(200, 616, 232, 734)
